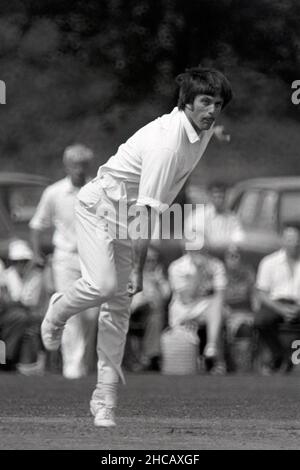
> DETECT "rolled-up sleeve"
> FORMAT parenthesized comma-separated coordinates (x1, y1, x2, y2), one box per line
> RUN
(136, 147, 177, 213)
(29, 186, 54, 231)
(256, 258, 272, 293)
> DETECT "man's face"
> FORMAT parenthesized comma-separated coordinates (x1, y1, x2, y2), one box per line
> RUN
(210, 188, 226, 213)
(65, 160, 91, 188)
(225, 249, 241, 270)
(145, 248, 160, 271)
(186, 94, 223, 131)
(282, 227, 300, 259)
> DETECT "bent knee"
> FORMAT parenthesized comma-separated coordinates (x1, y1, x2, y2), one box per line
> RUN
(87, 277, 118, 299)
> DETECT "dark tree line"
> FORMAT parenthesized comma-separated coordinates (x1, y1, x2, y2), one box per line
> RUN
(0, 0, 299, 173)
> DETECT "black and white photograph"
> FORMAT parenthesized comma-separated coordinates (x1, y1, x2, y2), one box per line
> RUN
(0, 0, 299, 453)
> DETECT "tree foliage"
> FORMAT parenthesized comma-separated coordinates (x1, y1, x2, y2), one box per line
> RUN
(0, 0, 299, 174)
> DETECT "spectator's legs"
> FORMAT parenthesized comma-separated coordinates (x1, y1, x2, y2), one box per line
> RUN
(203, 302, 226, 373)
(141, 310, 163, 368)
(0, 305, 29, 366)
(254, 305, 284, 369)
(205, 301, 223, 351)
(19, 317, 42, 364)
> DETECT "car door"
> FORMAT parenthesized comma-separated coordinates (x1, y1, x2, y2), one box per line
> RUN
(278, 190, 300, 227)
(234, 188, 281, 266)
(0, 182, 52, 258)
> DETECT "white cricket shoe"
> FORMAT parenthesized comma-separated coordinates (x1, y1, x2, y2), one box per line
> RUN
(41, 293, 64, 351)
(90, 401, 116, 428)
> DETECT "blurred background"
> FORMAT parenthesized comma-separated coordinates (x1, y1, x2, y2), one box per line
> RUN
(0, 0, 300, 184)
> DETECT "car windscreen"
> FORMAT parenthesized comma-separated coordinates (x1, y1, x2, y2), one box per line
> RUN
(0, 185, 45, 225)
(279, 191, 300, 225)
(0, 197, 13, 238)
(237, 189, 278, 231)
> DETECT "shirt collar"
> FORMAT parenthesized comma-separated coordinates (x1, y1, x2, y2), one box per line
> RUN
(280, 248, 300, 266)
(179, 109, 201, 144)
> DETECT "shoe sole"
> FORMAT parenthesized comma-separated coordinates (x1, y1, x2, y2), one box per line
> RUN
(94, 418, 116, 428)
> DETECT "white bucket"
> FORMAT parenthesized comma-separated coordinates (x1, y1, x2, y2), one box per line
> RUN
(161, 326, 199, 375)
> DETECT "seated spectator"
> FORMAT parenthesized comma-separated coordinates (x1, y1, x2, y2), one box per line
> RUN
(167, 234, 227, 374)
(185, 181, 244, 258)
(255, 224, 300, 372)
(0, 240, 47, 375)
(124, 245, 170, 372)
(224, 245, 256, 371)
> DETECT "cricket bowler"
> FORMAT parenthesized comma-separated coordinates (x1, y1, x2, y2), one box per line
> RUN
(41, 66, 232, 427)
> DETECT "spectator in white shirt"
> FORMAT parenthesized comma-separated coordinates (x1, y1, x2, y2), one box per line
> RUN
(40, 67, 233, 427)
(30, 144, 98, 379)
(184, 181, 244, 259)
(168, 233, 227, 373)
(255, 223, 300, 371)
(205, 181, 244, 253)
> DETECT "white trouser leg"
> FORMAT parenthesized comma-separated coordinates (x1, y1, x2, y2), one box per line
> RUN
(92, 237, 132, 405)
(49, 198, 133, 394)
(52, 251, 98, 379)
(50, 200, 119, 323)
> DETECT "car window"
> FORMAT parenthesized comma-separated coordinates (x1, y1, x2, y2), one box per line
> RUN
(0, 198, 12, 237)
(7, 186, 45, 224)
(279, 191, 300, 225)
(256, 190, 278, 230)
(237, 189, 278, 231)
(236, 190, 261, 227)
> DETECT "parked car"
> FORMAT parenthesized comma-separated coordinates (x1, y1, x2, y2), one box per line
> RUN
(0, 172, 52, 260)
(228, 177, 300, 268)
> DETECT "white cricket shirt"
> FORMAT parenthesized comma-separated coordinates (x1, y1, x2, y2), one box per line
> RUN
(29, 177, 79, 253)
(78, 107, 214, 213)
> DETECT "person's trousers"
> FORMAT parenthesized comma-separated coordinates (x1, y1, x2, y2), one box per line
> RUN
(0, 305, 28, 365)
(0, 304, 41, 367)
(50, 193, 132, 401)
(254, 303, 293, 364)
(52, 250, 99, 379)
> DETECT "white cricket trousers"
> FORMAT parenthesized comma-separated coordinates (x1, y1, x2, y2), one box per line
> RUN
(50, 191, 132, 401)
(52, 250, 98, 379)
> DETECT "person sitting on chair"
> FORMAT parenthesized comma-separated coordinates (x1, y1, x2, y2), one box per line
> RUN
(168, 233, 227, 374)
(255, 223, 300, 372)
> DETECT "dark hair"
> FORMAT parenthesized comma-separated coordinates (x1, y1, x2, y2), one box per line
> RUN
(280, 221, 300, 234)
(175, 66, 232, 110)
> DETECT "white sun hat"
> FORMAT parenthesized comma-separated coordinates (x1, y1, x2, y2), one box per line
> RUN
(8, 239, 33, 261)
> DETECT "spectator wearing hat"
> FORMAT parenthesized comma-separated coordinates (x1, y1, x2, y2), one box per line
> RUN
(0, 240, 46, 374)
(30, 144, 98, 379)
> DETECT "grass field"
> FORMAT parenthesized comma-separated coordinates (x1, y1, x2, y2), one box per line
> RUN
(0, 372, 299, 450)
